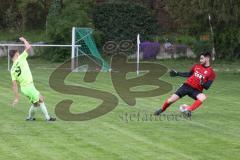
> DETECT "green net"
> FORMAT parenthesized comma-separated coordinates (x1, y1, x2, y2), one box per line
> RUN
(75, 28, 110, 71)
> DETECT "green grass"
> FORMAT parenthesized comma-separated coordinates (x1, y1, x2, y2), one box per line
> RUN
(0, 57, 240, 160)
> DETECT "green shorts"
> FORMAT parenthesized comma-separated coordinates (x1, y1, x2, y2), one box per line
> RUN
(21, 84, 40, 103)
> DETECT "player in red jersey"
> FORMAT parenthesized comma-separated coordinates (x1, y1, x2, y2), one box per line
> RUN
(154, 52, 216, 117)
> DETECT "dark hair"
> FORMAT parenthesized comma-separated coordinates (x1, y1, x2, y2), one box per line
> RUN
(201, 51, 212, 58)
(9, 50, 18, 59)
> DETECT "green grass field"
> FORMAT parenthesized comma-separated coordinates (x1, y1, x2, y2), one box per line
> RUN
(0, 57, 240, 160)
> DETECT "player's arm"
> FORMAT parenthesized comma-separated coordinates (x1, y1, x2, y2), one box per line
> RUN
(19, 37, 31, 53)
(200, 79, 213, 90)
(200, 70, 216, 90)
(170, 64, 196, 77)
(12, 80, 19, 106)
(169, 70, 193, 77)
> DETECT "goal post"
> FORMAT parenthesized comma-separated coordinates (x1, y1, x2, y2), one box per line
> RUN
(72, 27, 110, 71)
(0, 27, 110, 72)
(71, 27, 77, 71)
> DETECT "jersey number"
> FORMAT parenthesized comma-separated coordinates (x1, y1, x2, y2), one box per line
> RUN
(15, 66, 21, 77)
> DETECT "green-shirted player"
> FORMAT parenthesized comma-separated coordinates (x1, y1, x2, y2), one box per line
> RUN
(10, 37, 56, 121)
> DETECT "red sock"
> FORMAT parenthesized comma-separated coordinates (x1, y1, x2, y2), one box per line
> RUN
(162, 100, 171, 112)
(187, 100, 202, 111)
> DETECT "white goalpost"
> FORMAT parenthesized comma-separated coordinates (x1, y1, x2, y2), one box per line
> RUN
(71, 27, 76, 70)
(137, 33, 140, 75)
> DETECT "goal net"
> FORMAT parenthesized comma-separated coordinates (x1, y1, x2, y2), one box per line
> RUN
(72, 27, 110, 72)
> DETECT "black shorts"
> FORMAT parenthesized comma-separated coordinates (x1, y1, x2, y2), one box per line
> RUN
(175, 83, 202, 100)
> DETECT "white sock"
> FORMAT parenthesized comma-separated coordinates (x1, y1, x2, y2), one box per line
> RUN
(40, 102, 50, 120)
(28, 105, 36, 119)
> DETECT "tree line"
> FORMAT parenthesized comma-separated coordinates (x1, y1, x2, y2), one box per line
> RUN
(0, 0, 239, 59)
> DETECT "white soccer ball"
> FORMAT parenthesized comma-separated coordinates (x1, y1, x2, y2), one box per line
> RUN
(179, 104, 188, 112)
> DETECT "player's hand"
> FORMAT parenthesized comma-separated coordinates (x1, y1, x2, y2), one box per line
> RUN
(169, 69, 178, 77)
(12, 98, 19, 107)
(19, 37, 26, 42)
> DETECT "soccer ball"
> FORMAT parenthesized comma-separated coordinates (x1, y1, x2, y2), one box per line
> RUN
(179, 104, 188, 112)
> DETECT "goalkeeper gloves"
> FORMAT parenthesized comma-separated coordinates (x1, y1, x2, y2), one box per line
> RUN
(169, 69, 179, 77)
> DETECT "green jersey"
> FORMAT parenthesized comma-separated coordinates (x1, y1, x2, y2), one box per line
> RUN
(11, 51, 33, 86)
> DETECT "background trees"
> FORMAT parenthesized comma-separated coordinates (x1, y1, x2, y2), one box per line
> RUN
(93, 2, 158, 42)
(0, 0, 239, 59)
(165, 0, 240, 58)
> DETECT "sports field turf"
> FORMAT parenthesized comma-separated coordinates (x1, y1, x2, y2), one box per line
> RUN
(0, 57, 239, 160)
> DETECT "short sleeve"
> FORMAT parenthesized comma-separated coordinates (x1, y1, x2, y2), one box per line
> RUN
(19, 50, 28, 60)
(11, 71, 16, 81)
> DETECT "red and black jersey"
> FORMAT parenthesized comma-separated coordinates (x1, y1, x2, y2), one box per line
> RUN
(186, 64, 216, 91)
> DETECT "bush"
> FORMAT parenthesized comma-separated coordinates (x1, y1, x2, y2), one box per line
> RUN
(192, 40, 211, 56)
(215, 27, 240, 59)
(175, 35, 196, 46)
(4, 6, 22, 32)
(23, 2, 46, 30)
(92, 30, 105, 52)
(93, 3, 159, 43)
(0, 1, 19, 30)
(153, 35, 176, 43)
(45, 0, 93, 62)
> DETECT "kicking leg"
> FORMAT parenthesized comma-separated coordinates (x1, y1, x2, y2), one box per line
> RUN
(162, 94, 180, 112)
(154, 94, 180, 115)
(154, 83, 190, 115)
(187, 93, 207, 111)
